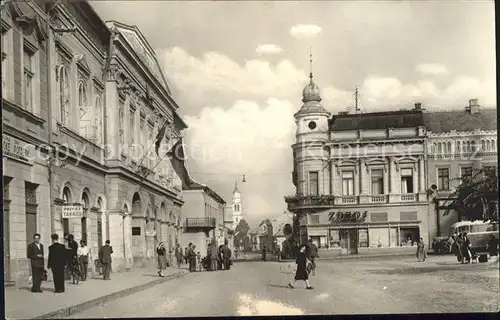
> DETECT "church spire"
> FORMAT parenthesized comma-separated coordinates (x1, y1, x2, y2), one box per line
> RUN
(233, 180, 240, 194)
(309, 46, 313, 82)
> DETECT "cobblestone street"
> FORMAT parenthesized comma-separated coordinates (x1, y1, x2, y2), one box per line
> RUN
(66, 256, 499, 317)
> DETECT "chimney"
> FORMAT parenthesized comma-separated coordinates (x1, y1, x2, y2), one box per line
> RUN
(414, 102, 422, 111)
(466, 98, 480, 114)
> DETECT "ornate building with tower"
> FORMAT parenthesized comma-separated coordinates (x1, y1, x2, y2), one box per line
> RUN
(285, 66, 497, 255)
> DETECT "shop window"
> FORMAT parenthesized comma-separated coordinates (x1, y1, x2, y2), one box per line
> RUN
(461, 167, 473, 181)
(358, 229, 369, 248)
(309, 171, 319, 196)
(399, 227, 419, 246)
(400, 168, 414, 194)
(329, 229, 340, 247)
(369, 228, 389, 248)
(341, 171, 354, 196)
(437, 168, 450, 190)
(371, 169, 384, 195)
(81, 193, 89, 244)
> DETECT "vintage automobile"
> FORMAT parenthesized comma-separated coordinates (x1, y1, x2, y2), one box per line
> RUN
(432, 220, 499, 256)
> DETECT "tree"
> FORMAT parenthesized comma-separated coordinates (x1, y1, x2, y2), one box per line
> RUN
(444, 169, 498, 222)
(234, 219, 250, 250)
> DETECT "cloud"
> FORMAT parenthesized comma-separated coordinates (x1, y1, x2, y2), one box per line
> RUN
(289, 24, 322, 39)
(255, 44, 284, 55)
(415, 63, 449, 76)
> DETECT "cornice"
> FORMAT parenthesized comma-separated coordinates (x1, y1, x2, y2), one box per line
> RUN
(2, 99, 46, 126)
(428, 129, 497, 137)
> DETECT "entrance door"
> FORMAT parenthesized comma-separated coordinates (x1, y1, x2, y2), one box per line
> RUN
(339, 229, 358, 254)
(25, 182, 38, 276)
(4, 177, 12, 283)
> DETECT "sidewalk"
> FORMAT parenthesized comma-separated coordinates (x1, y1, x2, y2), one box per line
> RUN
(5, 266, 189, 319)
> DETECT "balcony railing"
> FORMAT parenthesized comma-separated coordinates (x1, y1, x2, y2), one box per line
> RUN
(185, 217, 216, 229)
(401, 194, 416, 202)
(370, 195, 387, 203)
(285, 195, 336, 210)
(339, 196, 357, 204)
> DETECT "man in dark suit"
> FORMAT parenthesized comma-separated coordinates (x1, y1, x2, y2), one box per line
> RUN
(99, 240, 113, 280)
(222, 241, 232, 271)
(27, 233, 44, 292)
(48, 233, 67, 293)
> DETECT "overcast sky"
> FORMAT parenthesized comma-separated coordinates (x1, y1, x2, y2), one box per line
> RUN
(92, 0, 496, 228)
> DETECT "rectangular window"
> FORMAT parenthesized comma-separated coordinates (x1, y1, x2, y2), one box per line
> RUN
(342, 171, 354, 196)
(1, 28, 12, 100)
(23, 48, 34, 112)
(461, 167, 473, 181)
(371, 169, 384, 195)
(131, 227, 141, 236)
(400, 168, 414, 194)
(309, 171, 319, 196)
(437, 168, 450, 190)
(129, 110, 135, 144)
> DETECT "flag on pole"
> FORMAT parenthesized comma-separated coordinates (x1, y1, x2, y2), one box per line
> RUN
(155, 120, 170, 156)
(166, 137, 191, 189)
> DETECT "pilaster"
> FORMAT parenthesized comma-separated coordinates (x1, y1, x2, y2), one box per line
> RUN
(105, 80, 119, 159)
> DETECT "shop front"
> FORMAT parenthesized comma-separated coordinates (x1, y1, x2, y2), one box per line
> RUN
(305, 204, 429, 255)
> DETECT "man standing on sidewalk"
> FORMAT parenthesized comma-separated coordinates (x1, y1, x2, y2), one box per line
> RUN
(99, 240, 113, 280)
(27, 233, 44, 293)
(78, 240, 90, 281)
(48, 234, 66, 293)
(210, 242, 219, 271)
(175, 244, 183, 267)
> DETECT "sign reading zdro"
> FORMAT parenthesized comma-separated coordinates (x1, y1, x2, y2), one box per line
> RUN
(3, 134, 35, 165)
(62, 205, 84, 219)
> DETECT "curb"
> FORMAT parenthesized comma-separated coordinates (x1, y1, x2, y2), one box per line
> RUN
(34, 270, 189, 319)
(274, 253, 416, 263)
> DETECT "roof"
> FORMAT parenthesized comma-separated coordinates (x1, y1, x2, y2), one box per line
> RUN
(329, 110, 424, 132)
(423, 109, 497, 133)
(185, 180, 226, 205)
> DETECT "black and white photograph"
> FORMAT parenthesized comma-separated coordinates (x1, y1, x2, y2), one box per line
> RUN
(1, 0, 498, 318)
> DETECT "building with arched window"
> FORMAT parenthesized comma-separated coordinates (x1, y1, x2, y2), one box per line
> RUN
(1, 1, 51, 285)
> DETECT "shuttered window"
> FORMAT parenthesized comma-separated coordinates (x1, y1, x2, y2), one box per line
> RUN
(400, 211, 418, 221)
(370, 212, 388, 222)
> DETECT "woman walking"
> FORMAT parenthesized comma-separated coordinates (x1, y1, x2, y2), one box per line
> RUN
(156, 242, 167, 277)
(416, 237, 427, 262)
(288, 244, 313, 290)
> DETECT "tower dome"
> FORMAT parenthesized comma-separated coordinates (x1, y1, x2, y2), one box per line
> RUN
(302, 73, 322, 103)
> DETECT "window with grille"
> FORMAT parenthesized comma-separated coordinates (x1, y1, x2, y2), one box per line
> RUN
(437, 168, 450, 190)
(23, 48, 34, 112)
(400, 168, 414, 194)
(461, 167, 473, 181)
(371, 169, 384, 195)
(309, 171, 319, 196)
(342, 171, 354, 196)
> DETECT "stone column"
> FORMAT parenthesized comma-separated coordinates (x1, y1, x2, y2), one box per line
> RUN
(354, 163, 360, 195)
(360, 160, 367, 194)
(123, 214, 132, 270)
(412, 163, 418, 194)
(419, 159, 426, 192)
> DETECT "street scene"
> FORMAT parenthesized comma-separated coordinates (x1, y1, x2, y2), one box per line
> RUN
(2, 0, 498, 318)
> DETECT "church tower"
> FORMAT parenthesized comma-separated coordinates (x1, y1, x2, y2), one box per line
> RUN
(232, 180, 243, 229)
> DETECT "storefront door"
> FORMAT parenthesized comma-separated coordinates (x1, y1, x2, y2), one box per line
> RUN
(340, 229, 358, 254)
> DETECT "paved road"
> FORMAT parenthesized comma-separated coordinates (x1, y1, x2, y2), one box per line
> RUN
(67, 256, 499, 317)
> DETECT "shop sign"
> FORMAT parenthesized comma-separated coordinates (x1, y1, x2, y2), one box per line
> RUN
(328, 211, 367, 224)
(62, 205, 84, 219)
(145, 230, 156, 237)
(3, 134, 35, 165)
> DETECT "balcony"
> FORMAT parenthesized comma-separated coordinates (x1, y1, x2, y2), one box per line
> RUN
(185, 217, 216, 229)
(285, 195, 336, 211)
(400, 194, 416, 202)
(338, 196, 357, 204)
(369, 195, 388, 203)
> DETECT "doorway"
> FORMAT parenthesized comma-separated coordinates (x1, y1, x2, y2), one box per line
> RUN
(25, 182, 38, 275)
(339, 229, 358, 254)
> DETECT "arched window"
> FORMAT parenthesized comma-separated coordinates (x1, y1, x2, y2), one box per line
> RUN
(94, 95, 102, 145)
(431, 143, 436, 153)
(466, 141, 471, 152)
(482, 140, 486, 151)
(59, 66, 70, 125)
(486, 140, 491, 151)
(492, 140, 496, 151)
(437, 143, 442, 154)
(62, 186, 72, 235)
(462, 141, 466, 153)
(457, 141, 461, 153)
(81, 192, 89, 243)
(148, 131, 153, 168)
(447, 142, 451, 153)
(471, 141, 476, 152)
(79, 81, 93, 139)
(78, 81, 86, 107)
